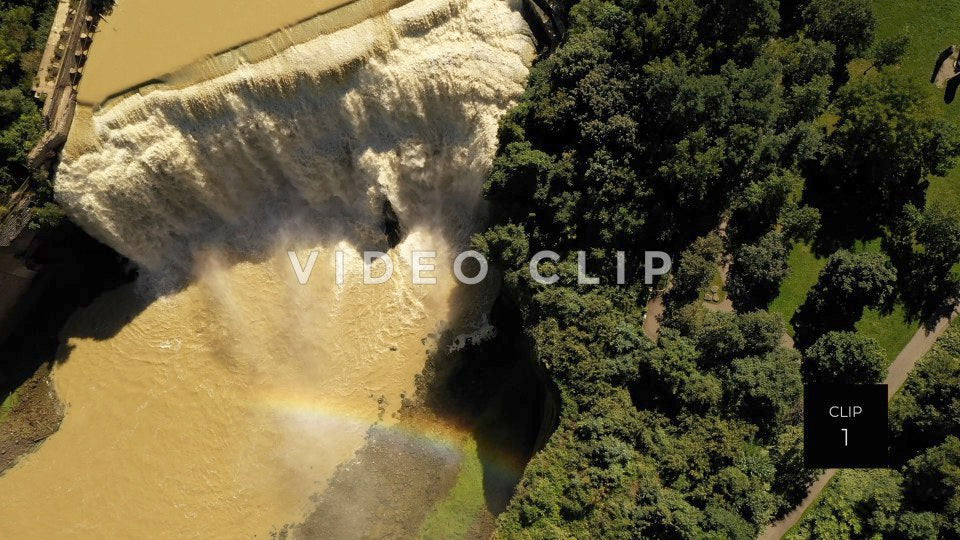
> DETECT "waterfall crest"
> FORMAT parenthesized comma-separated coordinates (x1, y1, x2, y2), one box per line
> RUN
(0, 0, 533, 537)
(57, 0, 534, 273)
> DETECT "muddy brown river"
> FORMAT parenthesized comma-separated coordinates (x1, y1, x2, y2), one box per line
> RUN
(0, 0, 535, 535)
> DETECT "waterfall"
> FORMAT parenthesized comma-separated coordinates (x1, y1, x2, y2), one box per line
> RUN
(0, 0, 534, 536)
(56, 0, 534, 274)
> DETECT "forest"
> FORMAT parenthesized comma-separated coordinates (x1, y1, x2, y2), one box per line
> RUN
(788, 325, 960, 538)
(476, 0, 960, 537)
(0, 0, 59, 228)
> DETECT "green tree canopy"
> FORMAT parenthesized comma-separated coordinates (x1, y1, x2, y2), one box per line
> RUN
(807, 72, 960, 241)
(793, 250, 896, 346)
(728, 231, 790, 311)
(803, 330, 887, 384)
(886, 205, 960, 320)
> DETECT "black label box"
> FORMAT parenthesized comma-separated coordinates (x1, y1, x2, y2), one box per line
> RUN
(803, 384, 888, 468)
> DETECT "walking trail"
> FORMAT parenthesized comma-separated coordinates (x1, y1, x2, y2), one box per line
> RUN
(640, 237, 957, 540)
(758, 304, 960, 540)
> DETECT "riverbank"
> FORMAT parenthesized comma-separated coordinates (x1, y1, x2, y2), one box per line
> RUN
(0, 362, 61, 473)
(286, 290, 556, 538)
(0, 222, 132, 475)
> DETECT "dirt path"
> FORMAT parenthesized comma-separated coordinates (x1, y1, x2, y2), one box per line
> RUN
(758, 304, 960, 540)
(643, 296, 665, 341)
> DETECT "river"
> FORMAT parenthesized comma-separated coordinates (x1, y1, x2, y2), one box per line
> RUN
(0, 0, 535, 536)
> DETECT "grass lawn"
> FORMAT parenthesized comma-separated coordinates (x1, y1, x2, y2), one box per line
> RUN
(871, 0, 960, 219)
(770, 240, 919, 364)
(418, 437, 486, 539)
(872, 0, 960, 123)
(769, 242, 827, 335)
(928, 173, 960, 218)
(856, 304, 917, 365)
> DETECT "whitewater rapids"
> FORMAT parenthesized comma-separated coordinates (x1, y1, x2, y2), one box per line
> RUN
(0, 0, 533, 536)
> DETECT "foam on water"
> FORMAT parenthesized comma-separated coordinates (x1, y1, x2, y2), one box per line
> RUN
(0, 0, 532, 536)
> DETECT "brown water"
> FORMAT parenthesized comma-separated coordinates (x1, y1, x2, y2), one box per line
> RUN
(0, 0, 534, 534)
(0, 243, 479, 537)
(78, 0, 354, 105)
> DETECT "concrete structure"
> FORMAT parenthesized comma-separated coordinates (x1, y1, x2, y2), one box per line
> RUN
(31, 0, 72, 100)
(28, 0, 95, 169)
(0, 0, 97, 338)
(32, 1, 94, 105)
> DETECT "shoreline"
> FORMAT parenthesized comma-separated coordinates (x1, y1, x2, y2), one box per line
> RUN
(0, 223, 133, 476)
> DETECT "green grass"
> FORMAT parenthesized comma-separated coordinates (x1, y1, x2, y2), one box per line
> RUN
(769, 242, 827, 335)
(768, 239, 884, 333)
(0, 388, 21, 425)
(418, 437, 486, 539)
(700, 267, 728, 304)
(928, 173, 960, 218)
(871, 0, 960, 219)
(872, 0, 960, 121)
(770, 240, 919, 363)
(856, 304, 917, 365)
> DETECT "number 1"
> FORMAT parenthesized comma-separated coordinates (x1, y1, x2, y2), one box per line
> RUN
(841, 428, 848, 446)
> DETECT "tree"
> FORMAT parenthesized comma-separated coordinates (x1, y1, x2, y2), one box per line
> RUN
(787, 469, 903, 539)
(728, 172, 797, 245)
(0, 88, 42, 168)
(697, 0, 780, 65)
(29, 202, 65, 231)
(803, 331, 887, 384)
(890, 326, 960, 463)
(480, 0, 915, 535)
(769, 426, 817, 516)
(793, 250, 896, 347)
(639, 330, 723, 414)
(0, 6, 34, 79)
(886, 205, 960, 320)
(764, 36, 834, 124)
(728, 231, 790, 311)
(871, 32, 910, 71)
(666, 234, 723, 307)
(726, 349, 802, 440)
(807, 72, 960, 240)
(894, 512, 941, 540)
(780, 204, 820, 243)
(903, 436, 960, 527)
(801, 0, 876, 85)
(0, 2, 51, 200)
(690, 310, 783, 369)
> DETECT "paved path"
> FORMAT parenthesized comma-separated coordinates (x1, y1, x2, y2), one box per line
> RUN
(759, 304, 960, 540)
(884, 305, 960, 398)
(32, 0, 71, 98)
(759, 469, 839, 540)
